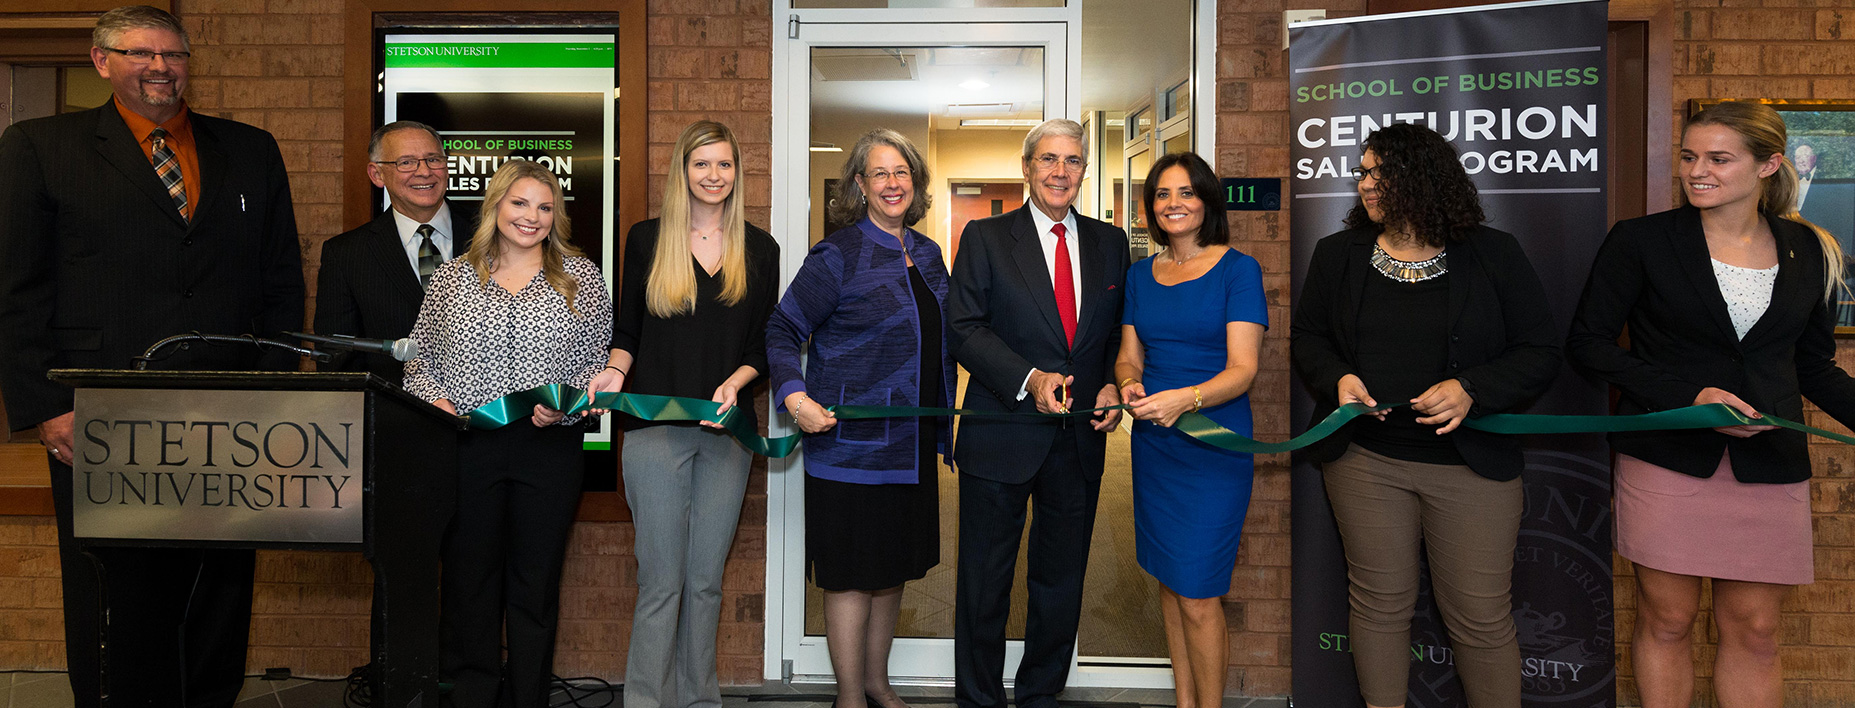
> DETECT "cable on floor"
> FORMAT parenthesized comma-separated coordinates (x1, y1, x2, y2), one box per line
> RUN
(549, 673, 621, 708)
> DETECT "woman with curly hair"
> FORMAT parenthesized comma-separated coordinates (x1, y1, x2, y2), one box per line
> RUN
(1290, 122, 1560, 708)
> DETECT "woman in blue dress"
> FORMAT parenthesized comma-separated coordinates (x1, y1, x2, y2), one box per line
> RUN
(1113, 151, 1266, 708)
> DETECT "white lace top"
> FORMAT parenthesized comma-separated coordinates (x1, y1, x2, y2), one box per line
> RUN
(1710, 258, 1779, 341)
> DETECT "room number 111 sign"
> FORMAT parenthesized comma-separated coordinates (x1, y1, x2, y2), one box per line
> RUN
(1220, 178, 1281, 211)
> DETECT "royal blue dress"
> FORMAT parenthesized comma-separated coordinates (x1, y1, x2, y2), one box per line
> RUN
(1124, 249, 1268, 599)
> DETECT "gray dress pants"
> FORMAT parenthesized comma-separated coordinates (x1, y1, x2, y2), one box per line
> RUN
(622, 424, 753, 708)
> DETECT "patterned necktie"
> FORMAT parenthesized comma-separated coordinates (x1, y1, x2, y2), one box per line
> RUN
(416, 224, 441, 290)
(149, 127, 188, 221)
(1052, 222, 1077, 349)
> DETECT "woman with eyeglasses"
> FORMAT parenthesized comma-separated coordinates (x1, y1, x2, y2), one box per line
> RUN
(1290, 123, 1560, 708)
(766, 128, 953, 708)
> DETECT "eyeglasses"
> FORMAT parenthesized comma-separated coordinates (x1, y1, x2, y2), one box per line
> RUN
(100, 47, 191, 64)
(1032, 154, 1086, 173)
(863, 168, 912, 184)
(373, 156, 448, 173)
(1351, 165, 1386, 182)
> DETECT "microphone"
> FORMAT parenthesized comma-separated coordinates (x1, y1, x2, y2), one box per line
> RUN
(287, 332, 420, 362)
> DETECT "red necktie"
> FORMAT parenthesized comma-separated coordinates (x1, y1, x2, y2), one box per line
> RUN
(1052, 223, 1076, 349)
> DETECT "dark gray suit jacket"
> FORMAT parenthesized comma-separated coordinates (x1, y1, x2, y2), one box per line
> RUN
(948, 205, 1131, 483)
(0, 103, 303, 432)
(314, 203, 474, 384)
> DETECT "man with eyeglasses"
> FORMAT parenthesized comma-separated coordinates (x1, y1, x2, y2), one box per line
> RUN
(947, 118, 1130, 708)
(315, 121, 475, 385)
(0, 6, 301, 707)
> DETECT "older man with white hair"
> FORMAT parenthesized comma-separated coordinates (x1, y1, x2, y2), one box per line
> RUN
(947, 118, 1131, 708)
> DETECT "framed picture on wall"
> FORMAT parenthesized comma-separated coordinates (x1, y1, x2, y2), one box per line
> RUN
(1692, 99, 1855, 334)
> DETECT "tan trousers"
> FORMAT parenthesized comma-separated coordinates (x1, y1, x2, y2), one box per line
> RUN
(1323, 444, 1524, 708)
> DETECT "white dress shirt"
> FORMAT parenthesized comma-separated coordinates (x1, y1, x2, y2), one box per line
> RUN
(1018, 205, 1083, 400)
(391, 202, 456, 280)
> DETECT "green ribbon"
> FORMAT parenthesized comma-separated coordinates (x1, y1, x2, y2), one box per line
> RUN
(462, 386, 1855, 458)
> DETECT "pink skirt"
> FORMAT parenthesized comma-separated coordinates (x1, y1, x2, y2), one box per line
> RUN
(1614, 453, 1814, 585)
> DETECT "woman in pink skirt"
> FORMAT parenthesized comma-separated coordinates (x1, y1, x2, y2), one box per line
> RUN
(1567, 101, 1855, 708)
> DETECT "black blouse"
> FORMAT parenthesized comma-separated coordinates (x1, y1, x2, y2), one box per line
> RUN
(611, 219, 780, 430)
(1352, 271, 1465, 465)
(1291, 226, 1561, 481)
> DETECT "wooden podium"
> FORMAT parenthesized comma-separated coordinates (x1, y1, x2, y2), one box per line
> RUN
(49, 369, 462, 707)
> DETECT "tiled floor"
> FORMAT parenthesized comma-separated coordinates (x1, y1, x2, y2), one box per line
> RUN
(0, 673, 1291, 708)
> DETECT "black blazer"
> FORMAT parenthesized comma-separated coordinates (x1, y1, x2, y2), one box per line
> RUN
(313, 203, 475, 384)
(1291, 225, 1561, 481)
(0, 103, 303, 432)
(1566, 206, 1855, 483)
(948, 206, 1131, 484)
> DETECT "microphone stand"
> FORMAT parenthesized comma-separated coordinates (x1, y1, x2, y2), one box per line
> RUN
(132, 331, 333, 370)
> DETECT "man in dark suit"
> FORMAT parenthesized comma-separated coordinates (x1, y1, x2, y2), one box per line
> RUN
(315, 120, 474, 384)
(948, 119, 1130, 708)
(0, 7, 302, 706)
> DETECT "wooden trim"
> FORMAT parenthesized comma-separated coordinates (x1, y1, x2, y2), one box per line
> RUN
(1609, 0, 1674, 212)
(0, 0, 164, 12)
(0, 487, 53, 517)
(340, 0, 648, 240)
(574, 491, 630, 522)
(0, 29, 93, 64)
(0, 444, 49, 488)
(0, 444, 52, 518)
(0, 18, 96, 29)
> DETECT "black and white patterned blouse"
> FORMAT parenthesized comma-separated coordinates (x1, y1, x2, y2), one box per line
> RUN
(403, 255, 612, 422)
(1710, 258, 1778, 341)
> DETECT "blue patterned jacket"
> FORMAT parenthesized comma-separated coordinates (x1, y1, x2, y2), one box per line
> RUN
(767, 218, 956, 484)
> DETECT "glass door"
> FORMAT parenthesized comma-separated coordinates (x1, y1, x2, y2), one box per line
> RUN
(772, 20, 1069, 685)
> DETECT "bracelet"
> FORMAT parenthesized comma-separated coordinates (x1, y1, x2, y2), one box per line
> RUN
(603, 365, 627, 376)
(792, 393, 810, 413)
(1191, 386, 1203, 412)
(1119, 377, 1139, 390)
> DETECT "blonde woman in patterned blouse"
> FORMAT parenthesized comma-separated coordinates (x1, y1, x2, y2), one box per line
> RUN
(403, 158, 611, 708)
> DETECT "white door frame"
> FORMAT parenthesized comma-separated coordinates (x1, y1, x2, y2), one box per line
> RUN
(767, 0, 1217, 690)
(770, 18, 1069, 687)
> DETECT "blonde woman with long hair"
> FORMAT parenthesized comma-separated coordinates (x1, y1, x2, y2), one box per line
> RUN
(585, 120, 779, 708)
(402, 158, 610, 708)
(1569, 101, 1855, 708)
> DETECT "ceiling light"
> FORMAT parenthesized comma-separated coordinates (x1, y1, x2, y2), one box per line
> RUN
(809, 141, 843, 152)
(960, 119, 1041, 127)
(959, 79, 990, 91)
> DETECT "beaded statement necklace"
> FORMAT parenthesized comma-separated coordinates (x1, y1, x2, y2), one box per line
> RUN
(1370, 243, 1448, 282)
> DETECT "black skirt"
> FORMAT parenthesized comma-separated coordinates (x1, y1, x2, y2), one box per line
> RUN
(805, 264, 943, 592)
(804, 420, 941, 592)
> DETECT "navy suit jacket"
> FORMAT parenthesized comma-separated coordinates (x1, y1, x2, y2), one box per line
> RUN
(0, 103, 303, 432)
(314, 203, 475, 384)
(948, 205, 1131, 483)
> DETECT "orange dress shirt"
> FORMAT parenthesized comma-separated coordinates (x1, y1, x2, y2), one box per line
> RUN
(114, 96, 202, 220)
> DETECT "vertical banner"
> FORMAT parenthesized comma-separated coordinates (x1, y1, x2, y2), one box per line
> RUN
(381, 33, 618, 449)
(1288, 2, 1614, 707)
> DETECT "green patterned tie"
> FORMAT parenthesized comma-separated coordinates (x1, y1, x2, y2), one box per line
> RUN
(416, 224, 440, 290)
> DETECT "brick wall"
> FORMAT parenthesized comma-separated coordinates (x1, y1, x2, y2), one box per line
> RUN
(1214, 0, 1365, 696)
(0, 0, 774, 682)
(0, 516, 61, 670)
(1613, 1, 1855, 704)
